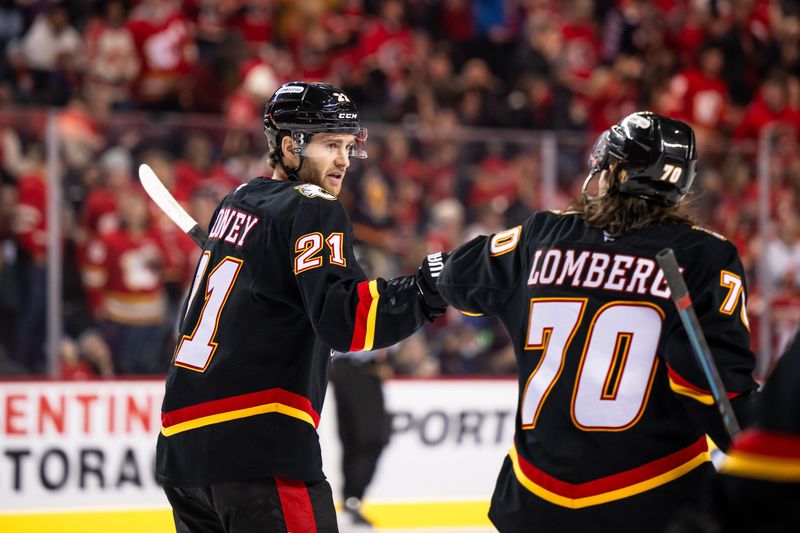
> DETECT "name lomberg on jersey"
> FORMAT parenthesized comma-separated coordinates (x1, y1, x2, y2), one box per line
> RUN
(527, 248, 674, 299)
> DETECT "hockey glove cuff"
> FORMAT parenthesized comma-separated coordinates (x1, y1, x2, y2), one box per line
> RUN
(415, 251, 449, 319)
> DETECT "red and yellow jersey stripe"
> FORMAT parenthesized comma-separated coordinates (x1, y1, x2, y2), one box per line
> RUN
(667, 365, 740, 406)
(509, 436, 709, 508)
(350, 280, 380, 351)
(161, 388, 320, 437)
(720, 429, 800, 482)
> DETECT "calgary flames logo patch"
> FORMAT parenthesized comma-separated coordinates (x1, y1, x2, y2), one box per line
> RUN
(294, 183, 337, 201)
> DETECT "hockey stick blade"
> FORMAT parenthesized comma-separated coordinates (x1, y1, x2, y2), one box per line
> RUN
(138, 163, 207, 248)
(655, 248, 741, 440)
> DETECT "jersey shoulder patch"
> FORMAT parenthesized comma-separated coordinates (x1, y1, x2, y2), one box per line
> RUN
(691, 225, 727, 241)
(293, 183, 337, 201)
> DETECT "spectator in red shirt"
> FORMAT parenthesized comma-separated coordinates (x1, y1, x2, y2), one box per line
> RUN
(80, 146, 133, 241)
(83, 0, 140, 112)
(230, 0, 275, 57)
(559, 0, 602, 89)
(668, 42, 730, 136)
(82, 191, 172, 374)
(734, 70, 800, 146)
(358, 0, 414, 83)
(225, 60, 278, 129)
(127, 0, 197, 111)
(173, 133, 239, 203)
(11, 145, 48, 372)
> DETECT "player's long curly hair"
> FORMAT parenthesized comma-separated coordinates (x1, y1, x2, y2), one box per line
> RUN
(569, 161, 698, 236)
(570, 193, 698, 237)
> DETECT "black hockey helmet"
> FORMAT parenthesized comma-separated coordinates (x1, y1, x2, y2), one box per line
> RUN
(587, 111, 696, 204)
(263, 81, 368, 160)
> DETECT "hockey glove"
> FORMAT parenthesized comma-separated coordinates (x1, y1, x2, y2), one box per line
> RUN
(415, 251, 449, 319)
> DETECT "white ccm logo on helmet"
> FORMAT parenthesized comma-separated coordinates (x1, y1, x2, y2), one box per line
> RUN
(338, 112, 357, 119)
(426, 252, 445, 278)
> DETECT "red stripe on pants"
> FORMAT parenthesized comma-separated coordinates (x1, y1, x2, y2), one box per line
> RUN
(276, 477, 317, 533)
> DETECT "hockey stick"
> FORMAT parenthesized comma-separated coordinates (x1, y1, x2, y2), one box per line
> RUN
(138, 163, 207, 248)
(655, 248, 741, 440)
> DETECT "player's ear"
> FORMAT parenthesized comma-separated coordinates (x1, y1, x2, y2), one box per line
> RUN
(281, 135, 299, 167)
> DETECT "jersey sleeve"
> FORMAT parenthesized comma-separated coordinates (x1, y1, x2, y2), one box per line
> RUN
(662, 240, 759, 448)
(437, 224, 526, 315)
(289, 198, 427, 353)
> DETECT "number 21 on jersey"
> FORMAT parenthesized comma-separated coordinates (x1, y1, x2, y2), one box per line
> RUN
(174, 252, 243, 372)
(522, 298, 664, 431)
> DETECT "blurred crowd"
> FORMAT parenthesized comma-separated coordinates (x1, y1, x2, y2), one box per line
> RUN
(2, 0, 800, 378)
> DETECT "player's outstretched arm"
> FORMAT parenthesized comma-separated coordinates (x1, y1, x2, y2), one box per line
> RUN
(290, 200, 445, 353)
(438, 225, 525, 316)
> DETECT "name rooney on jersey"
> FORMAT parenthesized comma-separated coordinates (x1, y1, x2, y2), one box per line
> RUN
(208, 207, 260, 246)
(528, 248, 673, 299)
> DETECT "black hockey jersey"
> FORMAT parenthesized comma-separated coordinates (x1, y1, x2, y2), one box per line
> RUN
(157, 178, 429, 486)
(438, 211, 758, 527)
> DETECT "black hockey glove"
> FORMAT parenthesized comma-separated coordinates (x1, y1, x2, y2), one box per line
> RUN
(415, 251, 449, 319)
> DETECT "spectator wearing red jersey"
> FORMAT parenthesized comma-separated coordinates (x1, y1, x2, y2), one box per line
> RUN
(80, 146, 133, 239)
(668, 42, 730, 137)
(437, 0, 474, 45)
(559, 0, 602, 90)
(734, 70, 800, 146)
(230, 0, 275, 56)
(127, 0, 197, 111)
(358, 0, 414, 83)
(467, 153, 518, 210)
(10, 145, 48, 372)
(318, 0, 365, 82)
(83, 0, 140, 112)
(225, 60, 278, 129)
(82, 191, 172, 374)
(172, 132, 239, 204)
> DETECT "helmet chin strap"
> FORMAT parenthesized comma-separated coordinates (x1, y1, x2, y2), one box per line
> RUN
(278, 148, 306, 180)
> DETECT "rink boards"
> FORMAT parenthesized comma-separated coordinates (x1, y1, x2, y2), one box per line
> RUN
(0, 378, 516, 532)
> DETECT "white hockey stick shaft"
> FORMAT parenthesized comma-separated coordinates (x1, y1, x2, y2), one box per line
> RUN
(138, 163, 207, 248)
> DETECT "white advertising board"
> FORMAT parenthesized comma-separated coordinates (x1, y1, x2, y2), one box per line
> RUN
(0, 378, 517, 512)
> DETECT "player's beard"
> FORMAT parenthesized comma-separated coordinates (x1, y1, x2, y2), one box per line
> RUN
(297, 157, 343, 196)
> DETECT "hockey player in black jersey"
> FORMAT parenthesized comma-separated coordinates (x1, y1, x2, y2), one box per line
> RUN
(156, 82, 448, 533)
(669, 331, 800, 532)
(437, 112, 759, 532)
